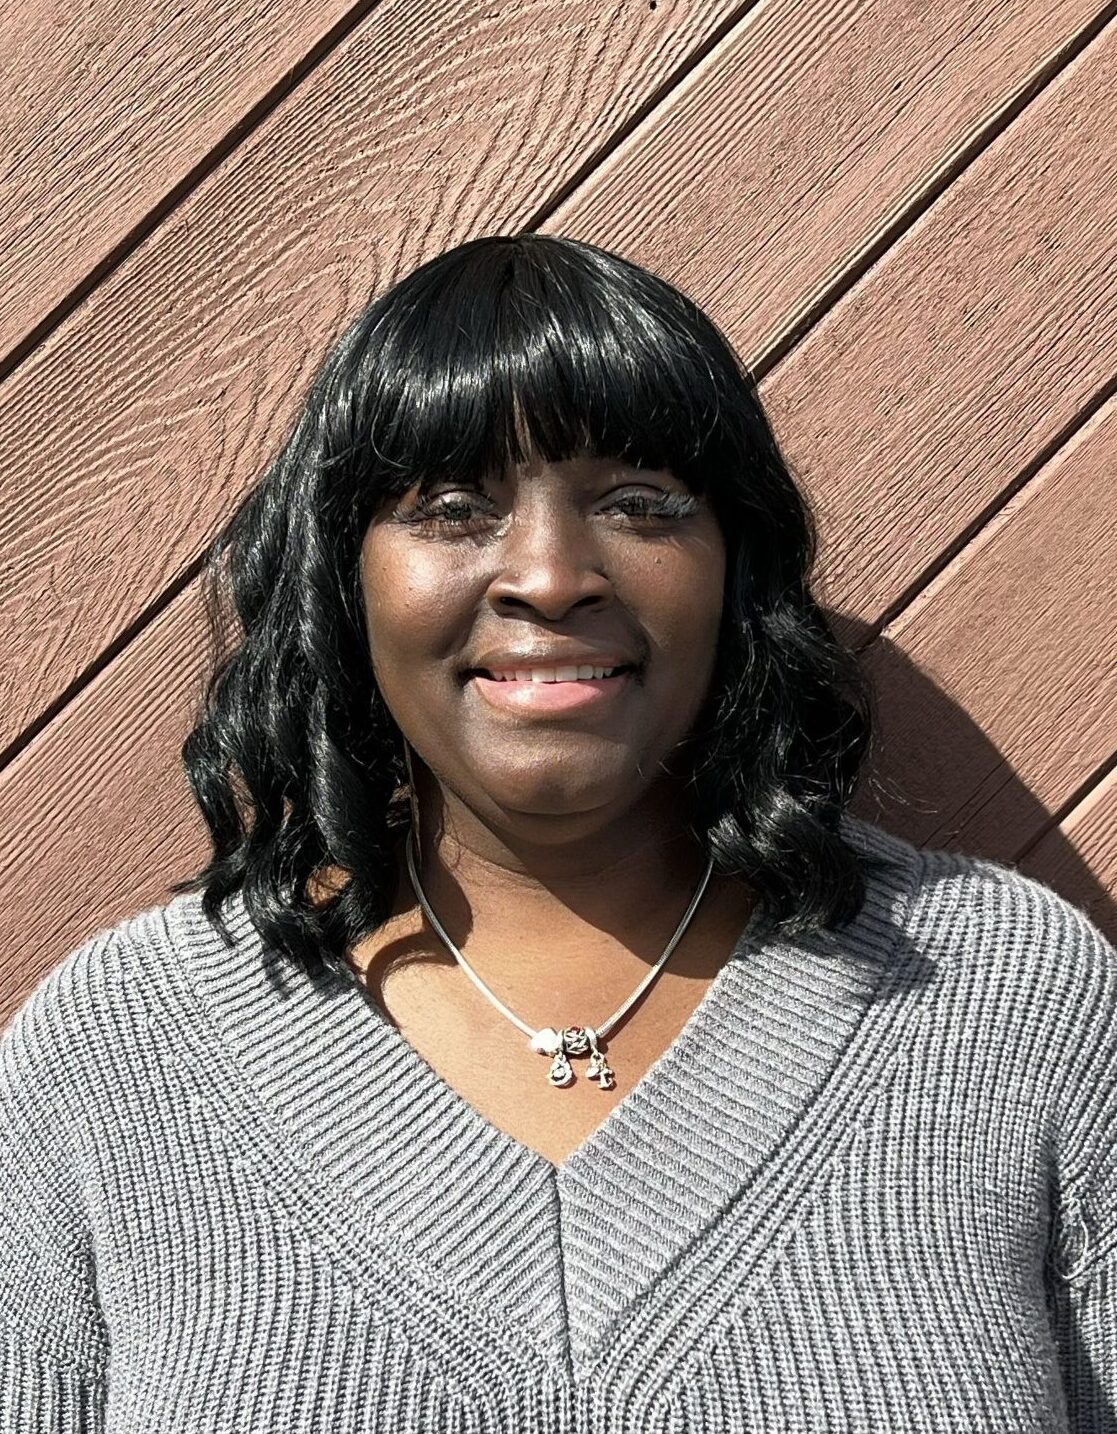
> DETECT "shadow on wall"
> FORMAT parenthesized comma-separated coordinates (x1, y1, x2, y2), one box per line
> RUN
(838, 610, 1114, 945)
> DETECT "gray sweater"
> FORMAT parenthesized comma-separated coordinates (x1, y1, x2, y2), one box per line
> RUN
(1, 813, 1115, 1432)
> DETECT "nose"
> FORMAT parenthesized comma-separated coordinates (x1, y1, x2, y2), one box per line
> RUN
(484, 505, 613, 621)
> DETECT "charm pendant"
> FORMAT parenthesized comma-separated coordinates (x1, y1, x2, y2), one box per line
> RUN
(529, 1024, 615, 1090)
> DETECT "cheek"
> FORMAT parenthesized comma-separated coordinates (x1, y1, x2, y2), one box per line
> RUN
(643, 543, 725, 664)
(361, 539, 467, 665)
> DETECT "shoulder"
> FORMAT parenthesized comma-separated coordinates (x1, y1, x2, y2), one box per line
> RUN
(841, 811, 1111, 972)
(847, 819, 1117, 1211)
(843, 813, 1116, 1066)
(912, 834, 1114, 992)
(887, 828, 1116, 1188)
(1, 891, 217, 1123)
(0, 895, 215, 1375)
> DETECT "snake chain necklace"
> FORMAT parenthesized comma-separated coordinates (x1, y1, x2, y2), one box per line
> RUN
(404, 826, 715, 1089)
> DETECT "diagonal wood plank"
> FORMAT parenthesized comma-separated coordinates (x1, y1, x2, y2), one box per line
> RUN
(547, 0, 1113, 367)
(757, 20, 1117, 635)
(0, 0, 361, 361)
(853, 392, 1117, 860)
(0, 0, 1106, 751)
(0, 584, 211, 1027)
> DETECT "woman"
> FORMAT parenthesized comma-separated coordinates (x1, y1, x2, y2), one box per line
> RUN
(1, 233, 1113, 1432)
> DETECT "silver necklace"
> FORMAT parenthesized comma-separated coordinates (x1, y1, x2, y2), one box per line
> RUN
(404, 827, 716, 1090)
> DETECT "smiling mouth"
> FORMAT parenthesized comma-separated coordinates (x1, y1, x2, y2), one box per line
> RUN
(466, 666, 638, 715)
(468, 663, 637, 683)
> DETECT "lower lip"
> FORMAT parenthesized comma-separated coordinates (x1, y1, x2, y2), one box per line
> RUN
(468, 670, 634, 714)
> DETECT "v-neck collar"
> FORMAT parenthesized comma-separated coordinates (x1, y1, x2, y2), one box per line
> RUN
(152, 813, 923, 1384)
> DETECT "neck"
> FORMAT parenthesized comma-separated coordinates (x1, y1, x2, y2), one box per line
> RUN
(388, 765, 753, 992)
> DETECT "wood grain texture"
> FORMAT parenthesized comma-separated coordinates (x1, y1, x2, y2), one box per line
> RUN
(547, 0, 1110, 367)
(760, 18, 1117, 637)
(0, 588, 211, 1028)
(0, 0, 360, 360)
(852, 393, 1117, 861)
(0, 0, 744, 750)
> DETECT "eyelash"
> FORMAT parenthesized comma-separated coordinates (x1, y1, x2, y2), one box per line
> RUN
(402, 490, 699, 529)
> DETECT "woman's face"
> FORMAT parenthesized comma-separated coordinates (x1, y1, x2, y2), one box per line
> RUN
(360, 452, 726, 834)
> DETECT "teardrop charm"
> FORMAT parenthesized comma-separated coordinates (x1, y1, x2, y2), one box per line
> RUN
(547, 1050, 574, 1086)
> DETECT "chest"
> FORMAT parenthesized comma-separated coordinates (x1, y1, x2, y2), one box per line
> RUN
(343, 872, 759, 1167)
(364, 952, 720, 1167)
(126, 887, 1064, 1428)
(100, 1032, 1060, 1434)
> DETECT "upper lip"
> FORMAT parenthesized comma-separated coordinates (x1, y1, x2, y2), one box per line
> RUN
(467, 648, 639, 675)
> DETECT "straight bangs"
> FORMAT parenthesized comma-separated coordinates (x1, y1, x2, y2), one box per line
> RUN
(339, 234, 746, 506)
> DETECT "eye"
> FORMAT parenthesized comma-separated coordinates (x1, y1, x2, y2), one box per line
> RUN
(602, 490, 700, 521)
(398, 489, 493, 529)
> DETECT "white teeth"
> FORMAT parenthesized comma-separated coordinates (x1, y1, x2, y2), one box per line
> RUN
(485, 664, 624, 682)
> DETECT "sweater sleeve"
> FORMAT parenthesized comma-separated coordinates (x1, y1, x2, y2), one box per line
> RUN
(1051, 1255, 1117, 1433)
(0, 943, 112, 1432)
(1045, 901, 1117, 1431)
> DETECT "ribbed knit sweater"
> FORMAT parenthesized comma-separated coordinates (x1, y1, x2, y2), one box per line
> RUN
(2, 813, 1115, 1432)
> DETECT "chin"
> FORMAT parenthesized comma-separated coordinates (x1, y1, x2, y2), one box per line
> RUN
(484, 766, 653, 827)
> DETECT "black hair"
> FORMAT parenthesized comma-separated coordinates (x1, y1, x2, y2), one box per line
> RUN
(171, 231, 896, 983)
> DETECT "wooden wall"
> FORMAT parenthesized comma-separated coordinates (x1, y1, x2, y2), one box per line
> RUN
(2, 0, 1115, 1025)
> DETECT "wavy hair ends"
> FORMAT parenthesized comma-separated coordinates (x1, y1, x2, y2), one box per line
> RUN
(169, 231, 894, 986)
